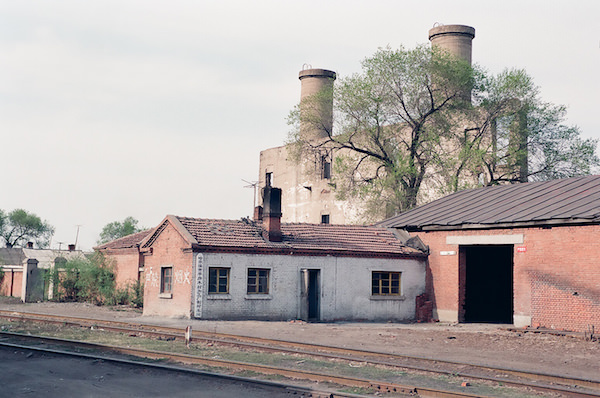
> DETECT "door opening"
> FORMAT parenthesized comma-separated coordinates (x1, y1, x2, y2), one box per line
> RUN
(461, 245, 513, 323)
(301, 269, 320, 321)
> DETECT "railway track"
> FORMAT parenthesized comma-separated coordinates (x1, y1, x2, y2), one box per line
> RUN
(0, 338, 362, 398)
(1, 310, 599, 398)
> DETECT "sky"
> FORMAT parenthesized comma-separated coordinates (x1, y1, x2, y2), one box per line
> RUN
(1, 0, 599, 251)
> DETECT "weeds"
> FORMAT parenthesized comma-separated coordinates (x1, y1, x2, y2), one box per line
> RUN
(45, 252, 142, 308)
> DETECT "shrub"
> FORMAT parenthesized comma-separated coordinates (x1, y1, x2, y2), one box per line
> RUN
(130, 279, 144, 308)
(111, 285, 131, 306)
(76, 252, 115, 305)
(50, 252, 116, 305)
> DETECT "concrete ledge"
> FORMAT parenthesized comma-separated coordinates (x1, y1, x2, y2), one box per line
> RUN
(370, 295, 406, 301)
(435, 309, 458, 322)
(514, 314, 532, 328)
(446, 234, 524, 245)
(207, 294, 231, 300)
(245, 295, 272, 300)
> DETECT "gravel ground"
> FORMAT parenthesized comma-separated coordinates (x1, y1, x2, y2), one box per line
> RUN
(1, 298, 599, 382)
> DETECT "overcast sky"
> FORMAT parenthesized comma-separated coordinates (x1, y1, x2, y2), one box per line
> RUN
(2, 0, 599, 251)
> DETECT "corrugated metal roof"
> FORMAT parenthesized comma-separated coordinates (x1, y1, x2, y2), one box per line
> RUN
(378, 175, 600, 230)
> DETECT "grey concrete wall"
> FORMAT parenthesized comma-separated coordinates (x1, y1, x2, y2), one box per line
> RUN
(194, 252, 426, 322)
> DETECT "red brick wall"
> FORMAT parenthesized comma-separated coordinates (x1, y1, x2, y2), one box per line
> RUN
(416, 225, 600, 332)
(102, 248, 142, 289)
(142, 222, 193, 318)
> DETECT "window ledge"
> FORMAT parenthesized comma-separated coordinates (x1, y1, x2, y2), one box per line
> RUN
(159, 293, 172, 299)
(370, 295, 406, 301)
(207, 294, 232, 300)
(245, 294, 272, 300)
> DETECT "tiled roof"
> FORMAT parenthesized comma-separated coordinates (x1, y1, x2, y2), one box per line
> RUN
(95, 229, 153, 250)
(379, 175, 600, 231)
(172, 216, 423, 257)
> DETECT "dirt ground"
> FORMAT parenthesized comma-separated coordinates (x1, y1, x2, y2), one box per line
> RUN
(1, 298, 599, 382)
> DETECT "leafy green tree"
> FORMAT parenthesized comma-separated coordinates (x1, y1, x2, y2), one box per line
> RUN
(290, 45, 476, 219)
(98, 216, 143, 244)
(289, 46, 599, 221)
(0, 209, 54, 248)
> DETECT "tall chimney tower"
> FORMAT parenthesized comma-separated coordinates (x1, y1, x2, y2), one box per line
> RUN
(428, 24, 475, 65)
(298, 68, 336, 140)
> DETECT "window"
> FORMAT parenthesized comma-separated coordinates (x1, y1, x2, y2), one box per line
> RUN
(321, 156, 331, 179)
(209, 267, 230, 294)
(372, 271, 401, 295)
(160, 267, 173, 294)
(265, 172, 273, 187)
(247, 268, 270, 294)
(321, 214, 330, 224)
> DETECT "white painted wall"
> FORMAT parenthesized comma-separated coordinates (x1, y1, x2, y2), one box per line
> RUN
(194, 252, 426, 321)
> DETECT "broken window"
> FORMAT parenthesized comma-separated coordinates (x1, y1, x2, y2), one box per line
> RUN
(208, 267, 230, 294)
(372, 271, 401, 295)
(160, 266, 173, 294)
(265, 172, 273, 187)
(247, 268, 269, 294)
(321, 156, 331, 179)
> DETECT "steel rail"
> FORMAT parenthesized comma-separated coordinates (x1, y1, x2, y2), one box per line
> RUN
(0, 338, 364, 398)
(1, 332, 481, 398)
(1, 310, 599, 397)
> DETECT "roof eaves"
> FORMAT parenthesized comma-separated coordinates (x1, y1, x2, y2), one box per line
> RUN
(419, 217, 600, 231)
(190, 243, 426, 259)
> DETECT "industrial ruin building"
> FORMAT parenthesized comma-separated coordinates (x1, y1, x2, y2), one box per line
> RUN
(258, 24, 478, 225)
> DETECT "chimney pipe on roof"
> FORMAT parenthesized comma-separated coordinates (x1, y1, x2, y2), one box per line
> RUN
(26, 242, 33, 249)
(261, 185, 282, 242)
(254, 205, 263, 222)
(68, 244, 75, 252)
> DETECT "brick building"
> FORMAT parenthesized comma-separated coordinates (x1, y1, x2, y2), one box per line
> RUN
(138, 212, 427, 320)
(379, 175, 600, 332)
(95, 229, 152, 288)
(104, 186, 425, 320)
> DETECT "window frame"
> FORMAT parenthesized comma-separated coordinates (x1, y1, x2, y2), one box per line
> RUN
(160, 266, 173, 298)
(247, 268, 270, 294)
(371, 271, 401, 296)
(208, 267, 230, 294)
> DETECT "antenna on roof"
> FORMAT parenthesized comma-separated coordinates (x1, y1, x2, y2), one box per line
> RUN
(242, 179, 259, 212)
(74, 224, 83, 250)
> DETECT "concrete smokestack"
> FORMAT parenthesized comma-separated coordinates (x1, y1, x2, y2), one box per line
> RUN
(428, 24, 475, 65)
(298, 68, 336, 140)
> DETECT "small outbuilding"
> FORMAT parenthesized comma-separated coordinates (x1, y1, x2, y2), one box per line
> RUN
(379, 175, 600, 332)
(95, 229, 152, 289)
(137, 187, 428, 321)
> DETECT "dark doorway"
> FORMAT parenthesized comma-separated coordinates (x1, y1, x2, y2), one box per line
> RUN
(300, 269, 320, 321)
(462, 245, 513, 323)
